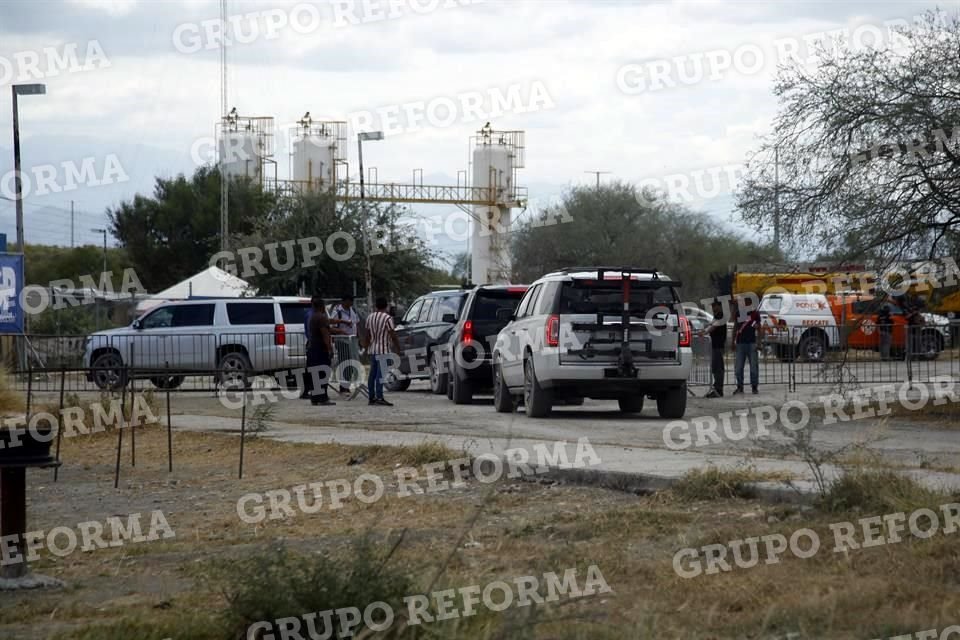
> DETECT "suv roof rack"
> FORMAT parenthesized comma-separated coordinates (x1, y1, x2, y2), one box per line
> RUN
(554, 266, 661, 276)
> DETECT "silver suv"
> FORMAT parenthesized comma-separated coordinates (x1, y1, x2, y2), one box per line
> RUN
(83, 297, 311, 390)
(492, 267, 693, 418)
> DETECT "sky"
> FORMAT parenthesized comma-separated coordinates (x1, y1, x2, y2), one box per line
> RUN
(0, 0, 956, 266)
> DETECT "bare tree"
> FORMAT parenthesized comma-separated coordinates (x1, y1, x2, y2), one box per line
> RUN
(737, 11, 960, 262)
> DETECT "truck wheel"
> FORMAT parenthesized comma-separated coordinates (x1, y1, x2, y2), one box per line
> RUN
(451, 365, 473, 405)
(92, 351, 127, 390)
(798, 334, 826, 362)
(218, 351, 252, 388)
(618, 395, 644, 413)
(656, 384, 687, 419)
(523, 357, 552, 418)
(918, 331, 942, 361)
(492, 361, 514, 413)
(429, 350, 449, 394)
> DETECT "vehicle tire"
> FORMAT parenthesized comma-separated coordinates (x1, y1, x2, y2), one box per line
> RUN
(150, 375, 184, 390)
(446, 370, 454, 399)
(523, 357, 552, 418)
(918, 331, 942, 361)
(451, 365, 473, 405)
(656, 384, 687, 419)
(384, 370, 411, 392)
(92, 351, 127, 390)
(218, 351, 252, 388)
(429, 350, 448, 395)
(798, 333, 826, 362)
(492, 360, 514, 413)
(618, 395, 644, 413)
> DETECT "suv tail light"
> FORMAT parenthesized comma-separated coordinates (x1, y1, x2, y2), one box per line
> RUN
(462, 319, 473, 344)
(678, 315, 691, 347)
(546, 315, 560, 347)
(274, 323, 286, 346)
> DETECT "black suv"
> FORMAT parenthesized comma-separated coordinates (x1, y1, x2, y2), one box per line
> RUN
(385, 289, 469, 392)
(444, 285, 528, 404)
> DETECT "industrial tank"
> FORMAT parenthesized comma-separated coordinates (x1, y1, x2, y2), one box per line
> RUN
(292, 133, 336, 187)
(471, 142, 514, 285)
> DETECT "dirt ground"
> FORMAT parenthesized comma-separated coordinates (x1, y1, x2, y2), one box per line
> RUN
(1, 425, 959, 640)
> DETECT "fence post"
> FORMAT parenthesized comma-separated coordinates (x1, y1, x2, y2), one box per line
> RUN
(25, 360, 32, 419)
(906, 326, 914, 388)
(113, 367, 127, 489)
(165, 360, 173, 473)
(53, 367, 66, 482)
(129, 342, 135, 468)
(238, 373, 248, 480)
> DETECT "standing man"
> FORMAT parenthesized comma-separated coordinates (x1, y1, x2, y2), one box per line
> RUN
(363, 296, 401, 406)
(331, 293, 362, 395)
(699, 300, 727, 398)
(732, 297, 761, 395)
(306, 294, 336, 406)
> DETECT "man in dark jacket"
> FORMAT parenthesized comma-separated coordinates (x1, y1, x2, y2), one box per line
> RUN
(305, 295, 336, 406)
(732, 298, 761, 395)
(699, 300, 727, 398)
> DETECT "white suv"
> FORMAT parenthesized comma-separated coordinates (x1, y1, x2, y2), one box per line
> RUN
(492, 267, 693, 418)
(83, 297, 311, 390)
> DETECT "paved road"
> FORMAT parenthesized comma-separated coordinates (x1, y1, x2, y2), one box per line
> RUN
(162, 376, 960, 494)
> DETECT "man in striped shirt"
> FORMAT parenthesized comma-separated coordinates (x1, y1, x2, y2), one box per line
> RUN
(363, 296, 401, 406)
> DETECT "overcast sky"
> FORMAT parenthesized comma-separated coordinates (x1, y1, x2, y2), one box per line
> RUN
(0, 0, 956, 259)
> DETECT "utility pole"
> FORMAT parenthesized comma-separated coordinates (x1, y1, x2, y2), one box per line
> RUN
(358, 131, 383, 311)
(70, 200, 74, 248)
(11, 83, 46, 254)
(773, 145, 781, 254)
(91, 228, 107, 330)
(585, 170, 611, 189)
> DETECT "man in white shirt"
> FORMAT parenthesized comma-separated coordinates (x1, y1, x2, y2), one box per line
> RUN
(330, 294, 362, 395)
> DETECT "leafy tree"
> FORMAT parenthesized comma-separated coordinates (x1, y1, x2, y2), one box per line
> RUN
(511, 182, 778, 301)
(736, 11, 960, 262)
(230, 191, 439, 307)
(107, 167, 271, 291)
(449, 251, 471, 282)
(24, 244, 131, 288)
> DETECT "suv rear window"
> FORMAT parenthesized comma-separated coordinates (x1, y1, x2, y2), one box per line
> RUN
(559, 281, 676, 316)
(227, 302, 275, 325)
(473, 289, 526, 323)
(436, 294, 466, 321)
(280, 302, 311, 324)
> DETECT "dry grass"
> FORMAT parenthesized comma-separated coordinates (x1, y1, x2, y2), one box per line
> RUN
(0, 430, 957, 640)
(671, 465, 794, 501)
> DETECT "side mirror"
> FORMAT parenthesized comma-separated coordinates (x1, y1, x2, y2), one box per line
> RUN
(442, 313, 456, 324)
(132, 319, 142, 331)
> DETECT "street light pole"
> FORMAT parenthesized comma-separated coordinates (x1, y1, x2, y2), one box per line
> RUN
(11, 84, 46, 255)
(357, 131, 383, 311)
(91, 228, 107, 330)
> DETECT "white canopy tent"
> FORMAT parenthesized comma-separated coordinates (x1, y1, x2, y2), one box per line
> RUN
(134, 266, 254, 315)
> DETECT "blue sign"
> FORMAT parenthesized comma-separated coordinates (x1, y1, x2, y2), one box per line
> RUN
(0, 253, 24, 333)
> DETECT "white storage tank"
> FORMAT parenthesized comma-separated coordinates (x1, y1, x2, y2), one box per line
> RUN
(219, 132, 261, 181)
(471, 143, 514, 284)
(292, 134, 336, 188)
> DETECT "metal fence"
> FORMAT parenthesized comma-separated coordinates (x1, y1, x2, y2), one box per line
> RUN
(7, 331, 333, 393)
(689, 323, 960, 392)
